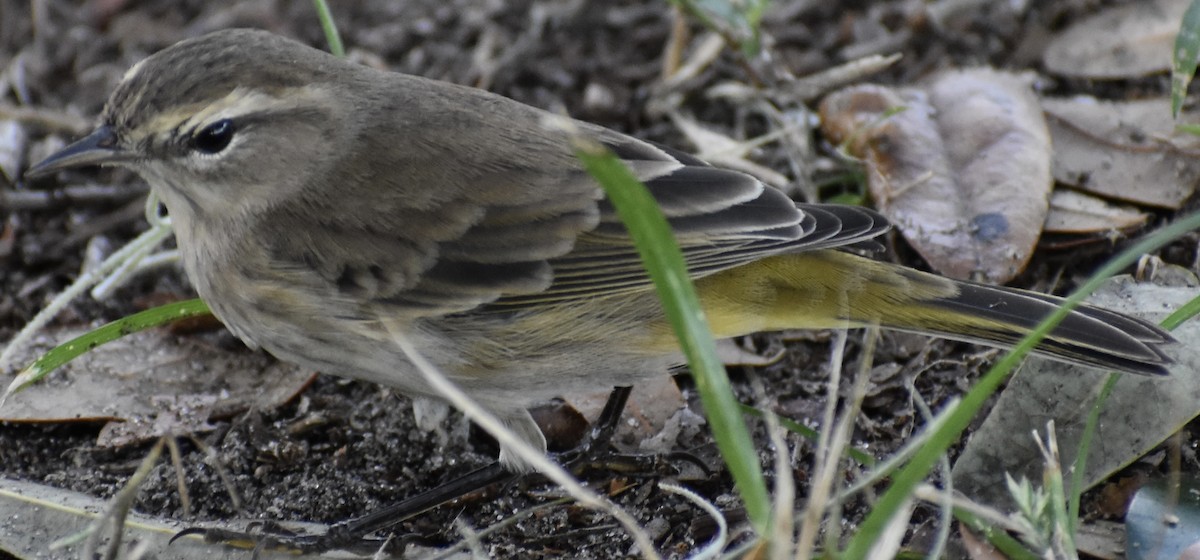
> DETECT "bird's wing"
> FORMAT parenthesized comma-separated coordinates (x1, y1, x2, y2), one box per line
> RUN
(262, 84, 887, 316)
(479, 132, 890, 309)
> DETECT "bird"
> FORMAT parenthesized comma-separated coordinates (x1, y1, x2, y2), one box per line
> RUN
(27, 27, 1173, 544)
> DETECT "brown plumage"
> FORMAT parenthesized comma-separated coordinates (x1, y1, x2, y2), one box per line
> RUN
(30, 29, 1174, 473)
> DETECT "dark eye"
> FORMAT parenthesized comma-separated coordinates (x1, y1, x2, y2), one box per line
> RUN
(192, 119, 235, 154)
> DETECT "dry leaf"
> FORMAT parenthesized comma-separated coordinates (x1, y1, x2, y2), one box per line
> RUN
(1044, 189, 1149, 235)
(0, 328, 314, 442)
(952, 277, 1200, 510)
(820, 68, 1052, 283)
(0, 476, 326, 559)
(959, 522, 1006, 560)
(1043, 0, 1190, 79)
(1074, 520, 1125, 560)
(1042, 96, 1200, 209)
(96, 394, 218, 448)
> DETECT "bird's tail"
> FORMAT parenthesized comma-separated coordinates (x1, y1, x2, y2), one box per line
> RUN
(695, 251, 1174, 375)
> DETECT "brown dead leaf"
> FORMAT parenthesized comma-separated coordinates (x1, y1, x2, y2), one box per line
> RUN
(528, 399, 590, 452)
(1075, 520, 1125, 560)
(1042, 96, 1200, 209)
(96, 394, 217, 447)
(1043, 0, 1190, 79)
(0, 328, 314, 445)
(1096, 471, 1151, 518)
(1044, 189, 1149, 235)
(959, 522, 1005, 560)
(820, 68, 1052, 283)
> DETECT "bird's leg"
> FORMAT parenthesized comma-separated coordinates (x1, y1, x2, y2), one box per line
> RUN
(555, 385, 632, 465)
(557, 385, 695, 477)
(173, 386, 635, 554)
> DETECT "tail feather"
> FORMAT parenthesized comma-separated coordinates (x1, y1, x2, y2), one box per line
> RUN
(996, 287, 1172, 344)
(698, 250, 1175, 376)
(924, 282, 1172, 375)
(918, 283, 1171, 375)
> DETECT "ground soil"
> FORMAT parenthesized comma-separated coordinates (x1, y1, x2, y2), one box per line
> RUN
(1, 1, 1197, 559)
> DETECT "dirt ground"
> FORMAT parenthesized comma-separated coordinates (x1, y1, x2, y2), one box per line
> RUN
(1, 0, 1196, 558)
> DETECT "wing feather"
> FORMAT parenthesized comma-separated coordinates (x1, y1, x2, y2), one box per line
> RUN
(259, 80, 889, 315)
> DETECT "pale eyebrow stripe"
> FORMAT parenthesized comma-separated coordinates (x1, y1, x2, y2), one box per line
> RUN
(141, 85, 333, 139)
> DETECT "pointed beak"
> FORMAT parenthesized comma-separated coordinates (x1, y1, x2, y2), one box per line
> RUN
(24, 125, 134, 179)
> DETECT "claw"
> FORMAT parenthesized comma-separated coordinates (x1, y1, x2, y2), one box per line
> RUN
(168, 526, 267, 549)
(167, 526, 207, 545)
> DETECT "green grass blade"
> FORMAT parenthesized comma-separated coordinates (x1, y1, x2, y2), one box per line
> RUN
(312, 0, 345, 57)
(1173, 0, 1200, 117)
(954, 508, 1041, 560)
(1161, 291, 1200, 330)
(669, 0, 769, 56)
(5, 299, 211, 397)
(739, 403, 876, 466)
(574, 141, 770, 534)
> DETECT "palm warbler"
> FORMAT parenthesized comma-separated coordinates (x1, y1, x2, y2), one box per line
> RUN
(28, 29, 1172, 472)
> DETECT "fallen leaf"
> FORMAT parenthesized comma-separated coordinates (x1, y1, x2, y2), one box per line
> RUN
(528, 399, 590, 452)
(0, 475, 335, 559)
(820, 68, 1052, 283)
(1044, 189, 1150, 235)
(1042, 96, 1200, 209)
(1097, 472, 1151, 518)
(96, 394, 218, 448)
(959, 522, 1006, 560)
(1043, 0, 1190, 79)
(1075, 520, 1126, 560)
(0, 328, 314, 445)
(951, 277, 1200, 510)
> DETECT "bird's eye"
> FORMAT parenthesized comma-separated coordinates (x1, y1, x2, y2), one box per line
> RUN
(192, 119, 235, 154)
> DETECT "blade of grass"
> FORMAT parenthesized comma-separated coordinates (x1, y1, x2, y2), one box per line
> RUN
(843, 210, 1200, 559)
(573, 139, 770, 534)
(1065, 372, 1120, 536)
(1172, 0, 1200, 117)
(312, 0, 345, 57)
(953, 507, 1041, 560)
(0, 210, 173, 376)
(739, 403, 876, 466)
(668, 0, 768, 57)
(3, 299, 211, 401)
